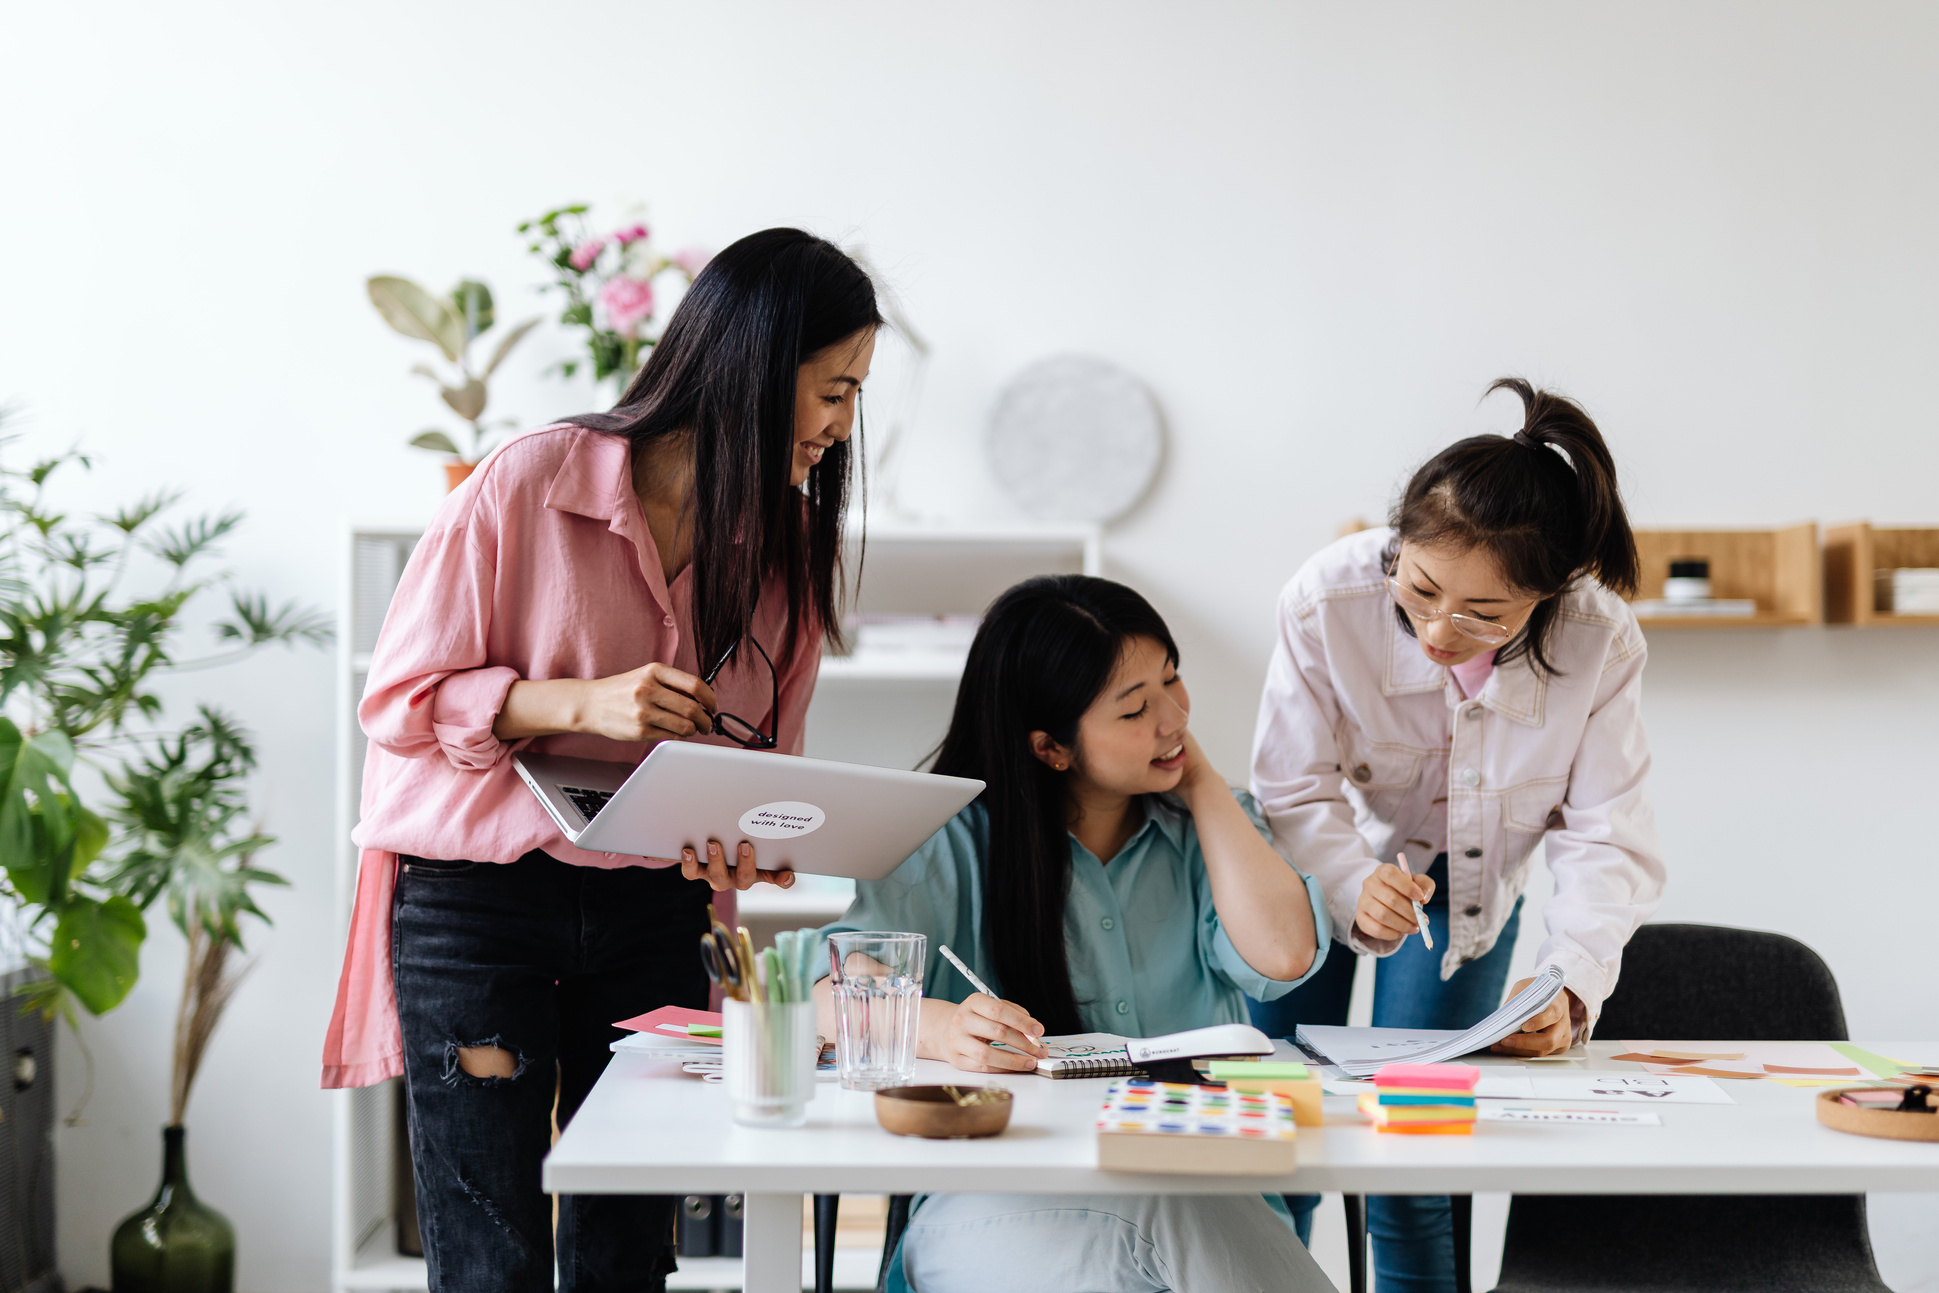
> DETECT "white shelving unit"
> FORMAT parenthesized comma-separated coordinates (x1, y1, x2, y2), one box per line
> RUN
(333, 516, 1100, 1293)
(334, 525, 426, 1293)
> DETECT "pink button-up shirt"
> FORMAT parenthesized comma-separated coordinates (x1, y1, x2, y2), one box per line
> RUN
(322, 425, 822, 1088)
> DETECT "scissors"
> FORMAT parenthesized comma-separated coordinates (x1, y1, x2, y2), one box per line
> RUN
(701, 921, 747, 1001)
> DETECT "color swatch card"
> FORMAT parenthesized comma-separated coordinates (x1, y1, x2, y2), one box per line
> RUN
(1528, 1073, 1733, 1105)
(1096, 1080, 1298, 1174)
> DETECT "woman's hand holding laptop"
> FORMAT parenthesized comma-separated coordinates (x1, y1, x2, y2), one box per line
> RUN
(677, 838, 797, 893)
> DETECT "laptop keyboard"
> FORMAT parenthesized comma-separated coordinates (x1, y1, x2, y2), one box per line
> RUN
(560, 785, 615, 823)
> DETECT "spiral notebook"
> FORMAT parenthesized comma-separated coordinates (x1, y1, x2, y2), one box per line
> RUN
(1006, 1023, 1275, 1079)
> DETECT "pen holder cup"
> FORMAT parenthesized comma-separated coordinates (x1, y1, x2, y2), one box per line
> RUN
(723, 999, 818, 1128)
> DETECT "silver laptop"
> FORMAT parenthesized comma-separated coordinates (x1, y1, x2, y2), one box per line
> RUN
(512, 742, 984, 881)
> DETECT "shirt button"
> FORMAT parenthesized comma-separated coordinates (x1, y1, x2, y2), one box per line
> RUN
(1352, 764, 1372, 783)
(1464, 904, 1483, 917)
(1464, 847, 1482, 859)
(1101, 917, 1115, 931)
(663, 616, 676, 628)
(1115, 1001, 1129, 1016)
(1459, 768, 1480, 787)
(1465, 707, 1483, 721)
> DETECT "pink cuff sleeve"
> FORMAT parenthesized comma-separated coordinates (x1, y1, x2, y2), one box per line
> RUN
(428, 665, 522, 770)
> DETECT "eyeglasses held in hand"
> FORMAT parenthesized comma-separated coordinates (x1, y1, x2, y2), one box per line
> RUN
(701, 634, 779, 750)
(1386, 576, 1518, 647)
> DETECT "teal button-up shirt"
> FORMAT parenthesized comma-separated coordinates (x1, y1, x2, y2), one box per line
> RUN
(819, 790, 1332, 1034)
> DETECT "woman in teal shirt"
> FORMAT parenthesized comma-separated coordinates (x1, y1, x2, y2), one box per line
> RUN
(817, 575, 1335, 1293)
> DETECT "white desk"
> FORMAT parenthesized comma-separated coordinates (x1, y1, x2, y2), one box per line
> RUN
(545, 1041, 1939, 1293)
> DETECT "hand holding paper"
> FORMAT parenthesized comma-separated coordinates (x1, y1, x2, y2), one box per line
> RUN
(1491, 975, 1580, 1057)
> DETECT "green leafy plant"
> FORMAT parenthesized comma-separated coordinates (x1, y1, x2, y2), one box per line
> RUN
(518, 204, 708, 390)
(0, 419, 328, 1068)
(367, 275, 538, 464)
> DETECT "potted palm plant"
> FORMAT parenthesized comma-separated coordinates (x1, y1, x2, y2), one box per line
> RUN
(366, 276, 537, 490)
(0, 416, 328, 1292)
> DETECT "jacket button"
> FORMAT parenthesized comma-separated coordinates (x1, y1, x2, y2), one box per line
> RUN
(1464, 847, 1482, 859)
(1459, 768, 1480, 787)
(1353, 764, 1372, 783)
(1464, 904, 1483, 917)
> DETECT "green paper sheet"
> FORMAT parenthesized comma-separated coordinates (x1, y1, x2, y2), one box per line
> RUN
(1207, 1061, 1310, 1079)
(1830, 1042, 1914, 1078)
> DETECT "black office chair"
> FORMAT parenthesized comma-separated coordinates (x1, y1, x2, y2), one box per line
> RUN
(809, 1192, 913, 1293)
(1487, 922, 1895, 1293)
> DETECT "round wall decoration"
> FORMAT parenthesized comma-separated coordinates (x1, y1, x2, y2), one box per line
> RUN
(986, 354, 1163, 524)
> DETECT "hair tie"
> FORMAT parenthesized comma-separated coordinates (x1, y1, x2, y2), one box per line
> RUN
(1513, 428, 1540, 449)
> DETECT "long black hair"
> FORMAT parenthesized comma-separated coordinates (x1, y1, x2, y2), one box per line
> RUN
(1388, 377, 1639, 676)
(930, 575, 1180, 1035)
(565, 228, 881, 669)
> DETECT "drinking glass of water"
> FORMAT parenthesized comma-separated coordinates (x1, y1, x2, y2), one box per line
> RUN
(827, 931, 925, 1090)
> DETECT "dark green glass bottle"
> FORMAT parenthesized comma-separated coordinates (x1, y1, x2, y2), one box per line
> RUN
(111, 1125, 235, 1293)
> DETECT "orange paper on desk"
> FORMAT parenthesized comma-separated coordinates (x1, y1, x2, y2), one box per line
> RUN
(1623, 1041, 1863, 1082)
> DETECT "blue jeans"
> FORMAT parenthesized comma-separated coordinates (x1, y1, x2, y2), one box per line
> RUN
(1248, 855, 1524, 1293)
(393, 850, 716, 1293)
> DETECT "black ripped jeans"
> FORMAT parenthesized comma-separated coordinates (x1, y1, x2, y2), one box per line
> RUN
(393, 850, 715, 1293)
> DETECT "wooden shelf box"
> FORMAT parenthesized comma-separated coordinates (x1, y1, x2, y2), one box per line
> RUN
(1627, 525, 1821, 627)
(1824, 522, 1939, 626)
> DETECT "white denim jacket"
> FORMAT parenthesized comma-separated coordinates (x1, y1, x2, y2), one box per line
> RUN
(1249, 529, 1666, 1033)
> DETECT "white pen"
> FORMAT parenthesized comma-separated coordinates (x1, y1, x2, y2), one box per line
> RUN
(938, 943, 996, 998)
(1395, 853, 1434, 950)
(939, 944, 1044, 1057)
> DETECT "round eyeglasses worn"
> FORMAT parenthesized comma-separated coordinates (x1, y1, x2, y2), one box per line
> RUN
(1386, 576, 1520, 647)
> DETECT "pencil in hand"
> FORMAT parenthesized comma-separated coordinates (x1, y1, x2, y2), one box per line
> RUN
(1396, 853, 1434, 950)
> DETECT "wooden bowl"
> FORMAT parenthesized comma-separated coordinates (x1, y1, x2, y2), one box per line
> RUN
(874, 1085, 1014, 1139)
(1816, 1089, 1939, 1142)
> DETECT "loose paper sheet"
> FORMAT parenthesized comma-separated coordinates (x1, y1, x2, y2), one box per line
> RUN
(1479, 1106, 1662, 1126)
(1323, 1069, 1535, 1099)
(1529, 1073, 1734, 1105)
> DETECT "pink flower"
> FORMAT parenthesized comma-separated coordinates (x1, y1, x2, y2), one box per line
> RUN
(598, 275, 656, 335)
(670, 245, 712, 277)
(568, 237, 607, 271)
(613, 223, 650, 245)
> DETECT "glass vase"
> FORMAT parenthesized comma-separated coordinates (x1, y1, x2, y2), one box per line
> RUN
(111, 1125, 235, 1293)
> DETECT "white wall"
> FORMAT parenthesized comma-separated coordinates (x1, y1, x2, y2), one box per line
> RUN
(4, 2, 1937, 1288)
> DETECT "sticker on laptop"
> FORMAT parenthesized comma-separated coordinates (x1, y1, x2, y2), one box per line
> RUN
(738, 801, 826, 838)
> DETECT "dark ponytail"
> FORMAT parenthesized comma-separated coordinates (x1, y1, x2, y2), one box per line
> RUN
(1389, 377, 1639, 676)
(929, 576, 1180, 1035)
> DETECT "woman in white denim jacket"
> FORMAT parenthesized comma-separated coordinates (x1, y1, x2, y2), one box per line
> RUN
(1249, 378, 1666, 1293)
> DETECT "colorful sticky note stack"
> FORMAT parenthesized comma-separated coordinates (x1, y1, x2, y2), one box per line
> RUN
(1358, 1062, 1481, 1135)
(1205, 1060, 1324, 1127)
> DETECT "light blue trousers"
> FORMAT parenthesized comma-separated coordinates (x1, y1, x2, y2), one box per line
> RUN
(901, 1193, 1336, 1293)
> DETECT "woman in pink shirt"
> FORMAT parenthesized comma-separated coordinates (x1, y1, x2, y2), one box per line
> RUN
(324, 229, 880, 1293)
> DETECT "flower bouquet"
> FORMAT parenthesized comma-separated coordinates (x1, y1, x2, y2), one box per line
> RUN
(519, 205, 709, 393)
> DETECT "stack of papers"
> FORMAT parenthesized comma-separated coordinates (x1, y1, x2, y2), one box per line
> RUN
(1297, 966, 1566, 1077)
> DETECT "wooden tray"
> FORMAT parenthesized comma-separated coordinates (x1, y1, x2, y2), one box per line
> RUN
(1816, 1089, 1939, 1142)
